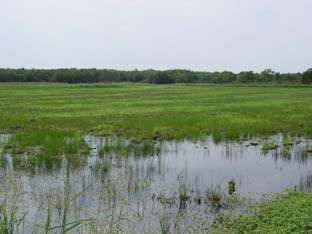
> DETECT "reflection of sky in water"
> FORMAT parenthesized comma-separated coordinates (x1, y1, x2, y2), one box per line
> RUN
(117, 137, 312, 197)
(1, 134, 312, 232)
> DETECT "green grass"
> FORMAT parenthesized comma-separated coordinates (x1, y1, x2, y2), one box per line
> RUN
(3, 129, 90, 170)
(211, 191, 312, 234)
(5, 129, 85, 155)
(262, 142, 279, 151)
(98, 138, 162, 157)
(283, 136, 295, 146)
(1, 83, 312, 141)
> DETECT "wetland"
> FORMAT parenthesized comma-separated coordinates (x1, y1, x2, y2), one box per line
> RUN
(1, 83, 312, 233)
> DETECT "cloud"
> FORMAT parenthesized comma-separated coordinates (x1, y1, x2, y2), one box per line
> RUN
(1, 0, 311, 72)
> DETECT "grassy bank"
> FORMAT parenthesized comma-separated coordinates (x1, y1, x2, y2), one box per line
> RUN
(211, 191, 312, 234)
(1, 83, 312, 141)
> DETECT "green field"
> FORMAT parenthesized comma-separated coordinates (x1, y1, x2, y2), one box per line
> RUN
(1, 83, 312, 141)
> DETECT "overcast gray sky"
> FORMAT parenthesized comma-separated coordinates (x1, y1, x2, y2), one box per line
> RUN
(1, 0, 311, 72)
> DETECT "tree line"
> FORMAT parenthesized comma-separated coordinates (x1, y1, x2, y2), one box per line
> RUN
(0, 68, 311, 84)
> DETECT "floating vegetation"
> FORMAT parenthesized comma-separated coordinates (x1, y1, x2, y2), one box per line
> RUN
(262, 142, 279, 152)
(283, 136, 294, 146)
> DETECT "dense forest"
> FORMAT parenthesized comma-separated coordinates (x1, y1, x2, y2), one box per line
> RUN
(0, 68, 311, 84)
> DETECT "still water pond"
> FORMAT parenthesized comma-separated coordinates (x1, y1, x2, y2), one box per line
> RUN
(0, 134, 312, 233)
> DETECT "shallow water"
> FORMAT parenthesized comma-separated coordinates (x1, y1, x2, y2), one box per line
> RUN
(1, 134, 312, 233)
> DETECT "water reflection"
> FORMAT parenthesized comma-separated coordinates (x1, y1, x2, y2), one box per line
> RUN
(299, 172, 312, 192)
(0, 134, 312, 233)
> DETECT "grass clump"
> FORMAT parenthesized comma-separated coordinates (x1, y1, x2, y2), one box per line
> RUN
(98, 138, 162, 157)
(159, 211, 170, 234)
(228, 180, 236, 195)
(178, 183, 189, 203)
(283, 136, 294, 146)
(4, 129, 90, 170)
(5, 129, 89, 156)
(0, 201, 27, 234)
(262, 142, 279, 151)
(211, 191, 312, 234)
(206, 187, 223, 208)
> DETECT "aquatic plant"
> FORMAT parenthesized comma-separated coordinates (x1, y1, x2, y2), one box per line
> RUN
(156, 194, 175, 208)
(228, 180, 236, 195)
(0, 203, 27, 234)
(178, 184, 189, 202)
(206, 188, 223, 208)
(0, 178, 27, 234)
(46, 164, 95, 233)
(283, 136, 294, 146)
(98, 138, 163, 157)
(210, 191, 312, 233)
(262, 142, 279, 151)
(178, 183, 189, 210)
(4, 129, 90, 157)
(159, 210, 170, 234)
(90, 160, 111, 178)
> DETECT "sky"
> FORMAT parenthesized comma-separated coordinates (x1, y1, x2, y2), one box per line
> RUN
(1, 0, 311, 72)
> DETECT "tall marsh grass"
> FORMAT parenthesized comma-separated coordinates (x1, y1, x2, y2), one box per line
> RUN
(5, 129, 88, 156)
